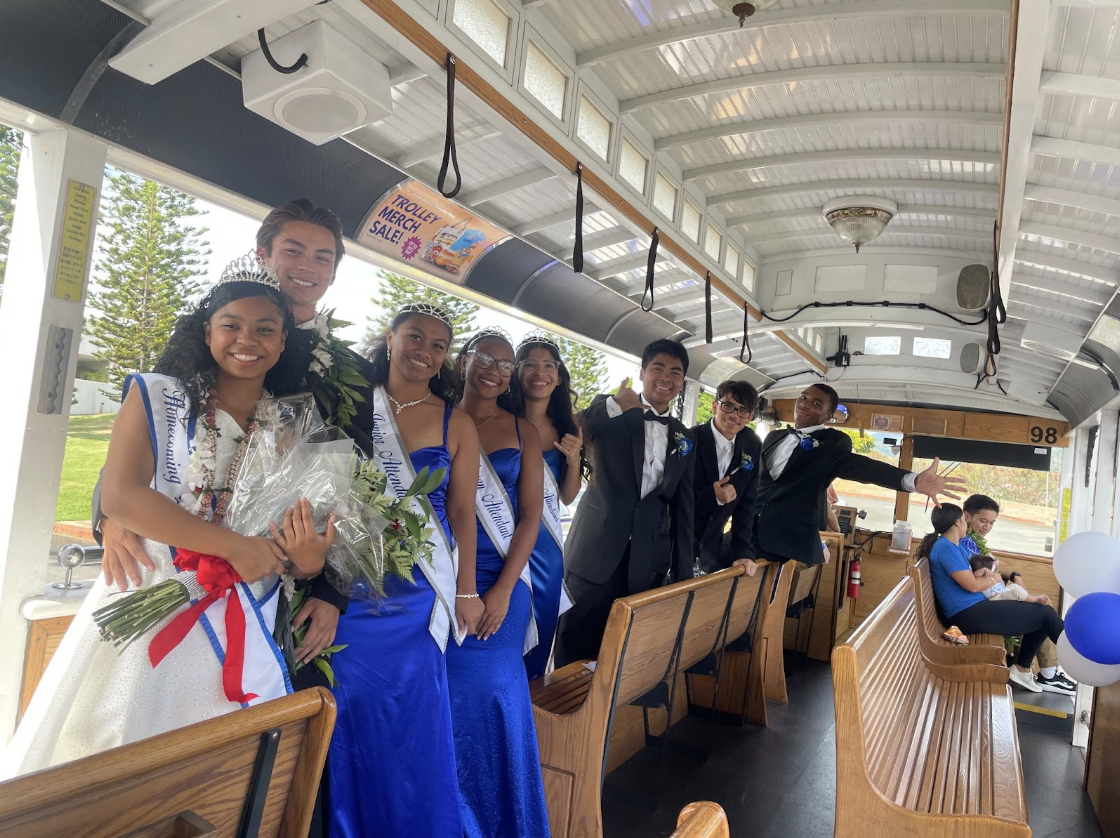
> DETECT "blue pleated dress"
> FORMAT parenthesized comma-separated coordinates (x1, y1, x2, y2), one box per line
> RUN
(524, 449, 566, 680)
(327, 405, 462, 838)
(445, 435, 551, 838)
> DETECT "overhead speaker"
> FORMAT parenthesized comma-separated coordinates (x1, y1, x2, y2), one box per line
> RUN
(960, 342, 982, 374)
(957, 264, 991, 310)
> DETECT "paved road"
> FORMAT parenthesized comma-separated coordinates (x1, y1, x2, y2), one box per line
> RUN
(838, 494, 1057, 556)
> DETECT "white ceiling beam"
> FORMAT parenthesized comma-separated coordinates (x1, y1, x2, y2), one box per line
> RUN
(459, 168, 556, 206)
(546, 228, 635, 259)
(1032, 136, 1120, 169)
(624, 63, 1005, 114)
(761, 246, 991, 263)
(1040, 71, 1120, 104)
(589, 252, 672, 282)
(656, 110, 1002, 151)
(726, 203, 998, 229)
(1014, 251, 1119, 284)
(576, 1, 1008, 68)
(1020, 221, 1120, 255)
(1052, 0, 1120, 7)
(521, 0, 551, 7)
(513, 204, 601, 237)
(745, 225, 994, 245)
(1010, 294, 1101, 321)
(708, 178, 999, 207)
(394, 124, 502, 169)
(707, 308, 990, 342)
(388, 63, 427, 86)
(1011, 276, 1113, 305)
(1025, 184, 1120, 218)
(683, 147, 1001, 181)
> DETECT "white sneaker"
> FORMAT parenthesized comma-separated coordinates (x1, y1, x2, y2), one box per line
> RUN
(1009, 667, 1043, 693)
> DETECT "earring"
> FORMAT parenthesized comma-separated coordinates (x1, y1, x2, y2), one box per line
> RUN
(504, 385, 511, 395)
(387, 347, 392, 361)
(461, 368, 466, 380)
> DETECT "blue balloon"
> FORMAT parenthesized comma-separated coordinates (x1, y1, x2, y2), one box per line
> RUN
(1065, 592, 1120, 665)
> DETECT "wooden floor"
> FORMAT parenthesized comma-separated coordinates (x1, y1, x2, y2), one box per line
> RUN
(603, 655, 1103, 838)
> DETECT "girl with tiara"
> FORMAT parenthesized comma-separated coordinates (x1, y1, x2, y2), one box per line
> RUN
(3, 254, 332, 777)
(499, 331, 583, 679)
(447, 328, 550, 838)
(327, 303, 482, 838)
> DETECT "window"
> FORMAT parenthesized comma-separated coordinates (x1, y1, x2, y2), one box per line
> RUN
(704, 222, 722, 261)
(742, 261, 756, 292)
(619, 138, 648, 195)
(724, 244, 740, 278)
(864, 335, 901, 355)
(653, 173, 677, 220)
(914, 337, 952, 359)
(833, 431, 899, 534)
(813, 331, 823, 353)
(453, 0, 510, 65)
(682, 201, 702, 243)
(523, 41, 567, 119)
(576, 95, 611, 161)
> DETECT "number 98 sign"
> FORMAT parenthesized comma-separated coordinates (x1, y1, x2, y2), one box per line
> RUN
(1030, 425, 1059, 445)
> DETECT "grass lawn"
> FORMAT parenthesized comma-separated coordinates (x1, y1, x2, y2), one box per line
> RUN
(56, 414, 115, 521)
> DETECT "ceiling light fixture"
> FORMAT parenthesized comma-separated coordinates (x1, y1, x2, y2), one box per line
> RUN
(713, 0, 780, 26)
(823, 196, 897, 253)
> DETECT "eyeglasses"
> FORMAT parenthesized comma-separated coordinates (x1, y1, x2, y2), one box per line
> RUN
(519, 359, 560, 374)
(467, 350, 516, 376)
(716, 400, 753, 419)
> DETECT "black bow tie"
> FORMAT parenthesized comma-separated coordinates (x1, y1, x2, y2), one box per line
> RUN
(645, 411, 671, 426)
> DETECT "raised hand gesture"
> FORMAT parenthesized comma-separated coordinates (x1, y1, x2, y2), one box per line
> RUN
(614, 377, 643, 412)
(555, 426, 584, 470)
(913, 457, 966, 508)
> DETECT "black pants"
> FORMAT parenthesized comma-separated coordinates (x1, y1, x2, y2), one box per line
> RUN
(951, 599, 1064, 668)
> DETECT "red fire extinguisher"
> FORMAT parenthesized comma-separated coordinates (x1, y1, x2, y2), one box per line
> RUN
(848, 555, 862, 599)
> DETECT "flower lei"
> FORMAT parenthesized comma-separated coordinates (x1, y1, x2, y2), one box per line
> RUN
(305, 310, 369, 431)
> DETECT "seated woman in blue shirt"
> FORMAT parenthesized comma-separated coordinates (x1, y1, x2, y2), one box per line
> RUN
(916, 503, 1063, 693)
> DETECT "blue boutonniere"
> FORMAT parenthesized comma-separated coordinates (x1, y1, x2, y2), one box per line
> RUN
(673, 431, 693, 458)
(741, 451, 754, 473)
(798, 435, 820, 452)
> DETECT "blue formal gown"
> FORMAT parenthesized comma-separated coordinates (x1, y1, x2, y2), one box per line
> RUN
(445, 442, 550, 838)
(524, 449, 566, 680)
(327, 405, 462, 838)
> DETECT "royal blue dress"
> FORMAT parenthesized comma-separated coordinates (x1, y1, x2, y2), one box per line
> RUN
(445, 430, 551, 838)
(524, 449, 566, 680)
(327, 404, 462, 838)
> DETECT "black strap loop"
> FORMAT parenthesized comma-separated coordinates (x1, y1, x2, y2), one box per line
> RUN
(258, 29, 307, 74)
(641, 228, 659, 312)
(739, 303, 752, 364)
(704, 271, 713, 344)
(986, 222, 1002, 357)
(573, 163, 584, 274)
(437, 54, 462, 199)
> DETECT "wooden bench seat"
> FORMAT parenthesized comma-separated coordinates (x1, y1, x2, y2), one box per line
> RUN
(530, 567, 744, 838)
(910, 557, 1006, 666)
(832, 577, 1029, 838)
(669, 802, 730, 838)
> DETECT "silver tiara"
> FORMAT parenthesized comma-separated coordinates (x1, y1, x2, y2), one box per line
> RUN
(217, 251, 281, 290)
(465, 326, 513, 351)
(398, 302, 453, 328)
(516, 330, 561, 354)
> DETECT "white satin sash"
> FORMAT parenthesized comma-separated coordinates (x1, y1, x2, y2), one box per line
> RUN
(541, 461, 574, 616)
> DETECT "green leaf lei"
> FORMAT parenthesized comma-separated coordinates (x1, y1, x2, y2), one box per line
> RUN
(966, 528, 991, 556)
(306, 310, 369, 431)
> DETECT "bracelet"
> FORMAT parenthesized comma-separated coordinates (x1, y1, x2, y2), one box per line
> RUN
(456, 593, 480, 600)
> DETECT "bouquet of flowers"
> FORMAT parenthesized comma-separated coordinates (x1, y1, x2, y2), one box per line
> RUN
(93, 393, 445, 668)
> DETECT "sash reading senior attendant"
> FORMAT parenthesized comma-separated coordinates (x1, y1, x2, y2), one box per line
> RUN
(327, 303, 482, 838)
(555, 338, 697, 667)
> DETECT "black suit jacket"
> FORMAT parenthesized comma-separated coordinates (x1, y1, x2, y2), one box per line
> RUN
(566, 395, 696, 592)
(689, 421, 761, 566)
(754, 427, 908, 565)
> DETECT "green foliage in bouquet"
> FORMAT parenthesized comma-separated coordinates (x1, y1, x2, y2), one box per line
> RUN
(282, 585, 348, 687)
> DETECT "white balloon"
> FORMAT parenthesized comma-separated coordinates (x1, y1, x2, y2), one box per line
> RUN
(1052, 530, 1120, 599)
(1056, 632, 1120, 688)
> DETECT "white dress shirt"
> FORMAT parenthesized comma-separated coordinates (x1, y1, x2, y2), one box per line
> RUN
(711, 419, 735, 506)
(606, 394, 670, 499)
(766, 424, 918, 492)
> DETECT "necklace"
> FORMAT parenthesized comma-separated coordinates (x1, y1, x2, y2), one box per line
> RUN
(387, 389, 431, 415)
(474, 410, 500, 430)
(188, 387, 267, 524)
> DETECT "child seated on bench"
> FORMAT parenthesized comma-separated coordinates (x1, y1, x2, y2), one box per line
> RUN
(969, 556, 1050, 605)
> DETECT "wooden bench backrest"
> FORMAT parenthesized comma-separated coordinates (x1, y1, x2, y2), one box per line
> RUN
(669, 802, 730, 838)
(677, 569, 741, 671)
(910, 557, 948, 638)
(789, 562, 822, 606)
(723, 563, 771, 645)
(0, 687, 336, 838)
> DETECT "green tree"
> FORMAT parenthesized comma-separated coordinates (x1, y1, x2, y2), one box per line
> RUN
(695, 391, 715, 424)
(0, 125, 22, 297)
(363, 271, 479, 353)
(842, 428, 878, 454)
(89, 170, 209, 392)
(555, 335, 608, 410)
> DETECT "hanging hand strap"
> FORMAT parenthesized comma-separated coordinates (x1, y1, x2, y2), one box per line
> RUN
(704, 271, 713, 344)
(640, 228, 659, 312)
(739, 302, 752, 364)
(573, 163, 584, 274)
(437, 54, 462, 199)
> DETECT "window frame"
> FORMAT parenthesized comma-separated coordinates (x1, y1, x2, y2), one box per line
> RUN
(704, 220, 724, 264)
(447, 0, 519, 82)
(516, 26, 573, 128)
(616, 130, 652, 199)
(572, 83, 616, 164)
(651, 167, 680, 224)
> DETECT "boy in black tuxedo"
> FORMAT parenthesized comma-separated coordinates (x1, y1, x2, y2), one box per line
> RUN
(555, 339, 697, 666)
(690, 380, 762, 576)
(739, 383, 964, 569)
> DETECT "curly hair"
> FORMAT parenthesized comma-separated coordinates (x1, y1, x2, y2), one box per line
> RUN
(154, 281, 310, 416)
(366, 309, 458, 405)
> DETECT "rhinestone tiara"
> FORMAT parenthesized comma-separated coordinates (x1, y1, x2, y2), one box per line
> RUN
(217, 251, 281, 290)
(398, 302, 453, 328)
(464, 326, 513, 351)
(516, 330, 561, 354)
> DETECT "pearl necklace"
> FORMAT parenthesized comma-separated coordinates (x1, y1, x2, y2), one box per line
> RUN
(387, 389, 431, 415)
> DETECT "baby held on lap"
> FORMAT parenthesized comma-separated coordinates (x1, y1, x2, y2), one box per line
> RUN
(969, 556, 1050, 605)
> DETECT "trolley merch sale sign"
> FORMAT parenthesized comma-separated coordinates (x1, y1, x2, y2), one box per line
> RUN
(359, 180, 508, 283)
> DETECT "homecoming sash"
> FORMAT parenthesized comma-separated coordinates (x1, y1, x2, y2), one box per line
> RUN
(541, 462, 575, 616)
(371, 387, 460, 650)
(476, 448, 539, 654)
(124, 373, 291, 705)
